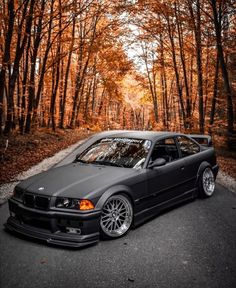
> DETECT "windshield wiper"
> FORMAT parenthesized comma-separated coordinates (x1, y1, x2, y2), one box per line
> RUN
(89, 160, 124, 168)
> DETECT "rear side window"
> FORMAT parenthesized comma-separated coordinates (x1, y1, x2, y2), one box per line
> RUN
(177, 136, 200, 157)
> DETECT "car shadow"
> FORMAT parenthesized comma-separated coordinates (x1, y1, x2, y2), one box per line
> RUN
(3, 226, 98, 251)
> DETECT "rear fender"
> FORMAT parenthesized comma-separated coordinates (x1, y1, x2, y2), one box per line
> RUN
(191, 161, 211, 197)
(195, 161, 211, 186)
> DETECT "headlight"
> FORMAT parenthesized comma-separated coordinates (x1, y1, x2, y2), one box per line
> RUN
(55, 198, 80, 209)
(55, 198, 94, 210)
(13, 187, 24, 202)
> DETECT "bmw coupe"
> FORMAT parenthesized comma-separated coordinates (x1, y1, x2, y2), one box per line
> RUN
(5, 131, 219, 247)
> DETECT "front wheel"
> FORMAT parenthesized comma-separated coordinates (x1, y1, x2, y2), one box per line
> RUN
(199, 167, 215, 198)
(100, 194, 133, 239)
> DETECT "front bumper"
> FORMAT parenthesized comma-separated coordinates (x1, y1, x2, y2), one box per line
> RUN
(5, 198, 101, 248)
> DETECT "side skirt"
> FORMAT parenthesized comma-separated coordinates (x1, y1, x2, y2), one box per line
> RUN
(133, 189, 196, 227)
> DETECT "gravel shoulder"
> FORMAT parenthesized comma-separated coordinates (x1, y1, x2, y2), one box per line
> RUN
(0, 140, 235, 205)
(216, 171, 236, 194)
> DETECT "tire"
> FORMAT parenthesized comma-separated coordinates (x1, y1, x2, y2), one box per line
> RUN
(198, 167, 215, 198)
(100, 194, 133, 239)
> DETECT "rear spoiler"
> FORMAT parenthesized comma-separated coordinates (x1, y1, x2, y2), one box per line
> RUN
(188, 134, 213, 147)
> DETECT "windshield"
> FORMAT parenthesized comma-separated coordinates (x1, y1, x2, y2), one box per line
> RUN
(76, 137, 151, 168)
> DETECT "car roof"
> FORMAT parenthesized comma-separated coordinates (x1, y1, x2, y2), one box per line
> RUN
(187, 134, 211, 139)
(93, 130, 180, 141)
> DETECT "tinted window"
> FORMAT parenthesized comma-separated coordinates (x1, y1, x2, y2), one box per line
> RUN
(76, 137, 151, 168)
(177, 136, 200, 157)
(193, 138, 208, 145)
(150, 138, 179, 163)
(190, 137, 212, 147)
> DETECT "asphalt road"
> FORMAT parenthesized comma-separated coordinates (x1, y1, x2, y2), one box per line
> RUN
(0, 184, 236, 288)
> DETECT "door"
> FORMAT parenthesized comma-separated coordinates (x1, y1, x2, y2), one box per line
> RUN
(176, 136, 201, 192)
(145, 137, 186, 208)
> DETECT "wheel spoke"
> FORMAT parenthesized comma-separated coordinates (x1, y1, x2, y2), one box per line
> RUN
(117, 201, 123, 210)
(119, 210, 127, 215)
(117, 219, 122, 226)
(102, 217, 110, 223)
(116, 220, 120, 229)
(119, 207, 126, 213)
(117, 202, 125, 210)
(103, 207, 111, 213)
(107, 221, 113, 230)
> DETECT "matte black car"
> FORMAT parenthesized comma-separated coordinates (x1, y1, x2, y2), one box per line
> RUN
(5, 131, 219, 247)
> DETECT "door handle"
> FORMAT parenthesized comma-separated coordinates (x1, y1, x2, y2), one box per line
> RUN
(181, 166, 185, 170)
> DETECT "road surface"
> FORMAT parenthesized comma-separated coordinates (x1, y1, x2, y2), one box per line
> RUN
(0, 184, 236, 288)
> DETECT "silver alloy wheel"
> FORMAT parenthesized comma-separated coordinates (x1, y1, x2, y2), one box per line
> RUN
(202, 167, 215, 196)
(100, 194, 133, 238)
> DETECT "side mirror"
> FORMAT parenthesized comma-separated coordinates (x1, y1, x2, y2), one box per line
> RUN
(148, 158, 166, 169)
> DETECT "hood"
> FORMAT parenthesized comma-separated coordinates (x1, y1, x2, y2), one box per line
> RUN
(18, 163, 136, 199)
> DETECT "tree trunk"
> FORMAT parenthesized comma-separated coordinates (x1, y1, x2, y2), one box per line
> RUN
(25, 0, 45, 133)
(59, 3, 76, 129)
(142, 43, 158, 123)
(175, 2, 191, 128)
(0, 0, 15, 135)
(49, 0, 62, 131)
(4, 0, 35, 134)
(160, 33, 169, 129)
(166, 15, 186, 129)
(19, 36, 31, 134)
(209, 52, 219, 130)
(187, 0, 204, 133)
(211, 0, 234, 136)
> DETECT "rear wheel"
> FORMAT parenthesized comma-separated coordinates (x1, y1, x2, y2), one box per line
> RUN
(100, 194, 133, 239)
(199, 167, 215, 197)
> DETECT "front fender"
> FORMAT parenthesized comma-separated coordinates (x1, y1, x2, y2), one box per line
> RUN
(95, 185, 134, 210)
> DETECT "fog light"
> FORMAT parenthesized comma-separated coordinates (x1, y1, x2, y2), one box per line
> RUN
(66, 227, 81, 234)
(10, 212, 16, 217)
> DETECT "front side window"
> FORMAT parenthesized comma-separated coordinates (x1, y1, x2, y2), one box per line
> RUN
(76, 137, 151, 168)
(150, 138, 179, 163)
(177, 136, 200, 157)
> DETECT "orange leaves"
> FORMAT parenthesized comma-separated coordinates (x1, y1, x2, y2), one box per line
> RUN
(0, 129, 90, 184)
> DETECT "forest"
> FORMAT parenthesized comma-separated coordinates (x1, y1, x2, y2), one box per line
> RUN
(0, 0, 235, 148)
